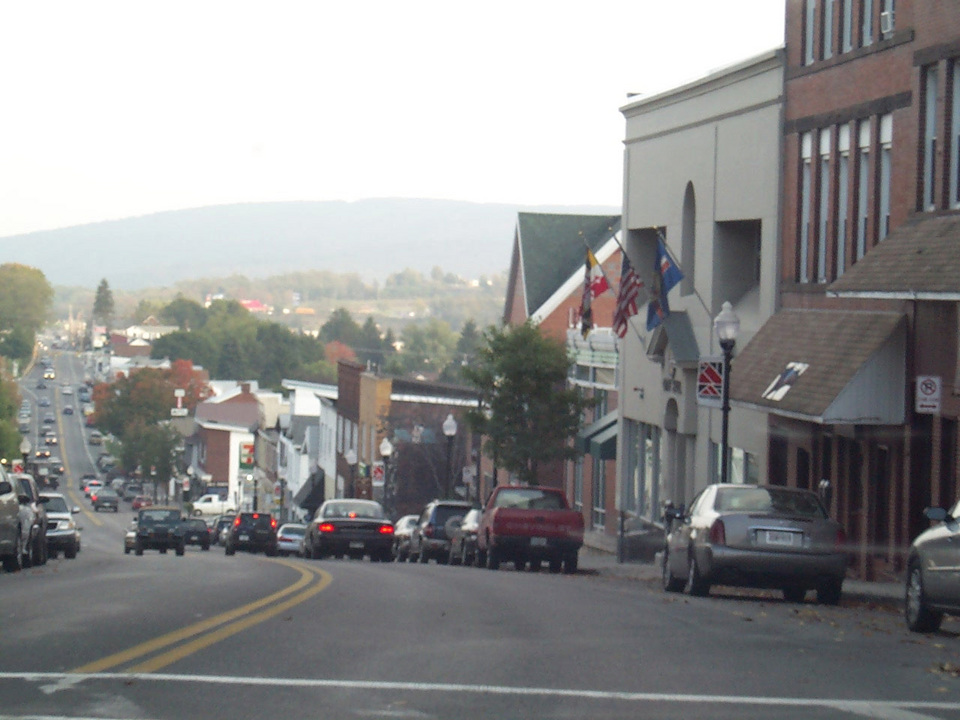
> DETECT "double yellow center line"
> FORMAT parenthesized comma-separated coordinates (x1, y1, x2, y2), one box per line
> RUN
(72, 560, 332, 674)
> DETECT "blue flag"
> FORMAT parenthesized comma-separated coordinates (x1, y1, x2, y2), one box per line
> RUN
(646, 238, 683, 331)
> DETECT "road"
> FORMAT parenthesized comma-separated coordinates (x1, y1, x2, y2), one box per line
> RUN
(1, 352, 960, 719)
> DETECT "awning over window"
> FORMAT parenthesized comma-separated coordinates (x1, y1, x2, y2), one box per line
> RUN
(589, 424, 618, 460)
(730, 309, 906, 425)
(575, 410, 617, 454)
(294, 469, 326, 518)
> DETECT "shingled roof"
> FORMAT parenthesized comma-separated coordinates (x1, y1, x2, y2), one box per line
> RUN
(730, 309, 906, 424)
(509, 213, 621, 318)
(829, 214, 960, 297)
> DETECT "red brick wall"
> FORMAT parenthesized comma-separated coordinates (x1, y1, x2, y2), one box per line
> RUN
(201, 427, 231, 487)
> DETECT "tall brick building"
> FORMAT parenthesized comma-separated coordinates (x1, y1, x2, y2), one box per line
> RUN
(731, 0, 960, 579)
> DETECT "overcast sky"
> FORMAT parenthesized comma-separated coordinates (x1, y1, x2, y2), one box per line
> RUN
(0, 1, 784, 238)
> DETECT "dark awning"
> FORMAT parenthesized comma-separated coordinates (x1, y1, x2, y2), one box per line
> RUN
(589, 424, 618, 460)
(575, 410, 617, 454)
(730, 309, 906, 425)
(294, 469, 326, 518)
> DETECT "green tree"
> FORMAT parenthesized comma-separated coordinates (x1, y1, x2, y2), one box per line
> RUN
(0, 264, 53, 362)
(398, 318, 457, 375)
(93, 279, 116, 329)
(161, 296, 208, 331)
(356, 317, 385, 367)
(151, 331, 220, 372)
(132, 299, 165, 324)
(464, 322, 591, 484)
(319, 307, 361, 347)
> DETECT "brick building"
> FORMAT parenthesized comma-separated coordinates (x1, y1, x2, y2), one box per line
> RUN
(731, 0, 960, 579)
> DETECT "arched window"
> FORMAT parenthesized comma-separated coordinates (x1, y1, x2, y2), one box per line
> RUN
(681, 182, 696, 296)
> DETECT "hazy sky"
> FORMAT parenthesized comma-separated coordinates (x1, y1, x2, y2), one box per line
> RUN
(0, 1, 784, 238)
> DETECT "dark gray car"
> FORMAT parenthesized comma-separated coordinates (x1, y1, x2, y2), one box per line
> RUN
(905, 502, 960, 632)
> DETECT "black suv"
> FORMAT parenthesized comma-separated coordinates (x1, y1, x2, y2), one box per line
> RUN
(134, 507, 185, 556)
(225, 512, 278, 556)
(181, 517, 211, 550)
(409, 499, 476, 564)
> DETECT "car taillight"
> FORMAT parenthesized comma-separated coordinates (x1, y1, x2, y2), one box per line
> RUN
(233, 517, 242, 526)
(271, 518, 277, 529)
(319, 523, 335, 533)
(835, 528, 847, 552)
(708, 518, 726, 546)
(379, 525, 394, 535)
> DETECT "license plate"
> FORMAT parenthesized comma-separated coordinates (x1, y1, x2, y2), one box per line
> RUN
(349, 541, 364, 549)
(764, 530, 797, 546)
(239, 534, 249, 541)
(531, 537, 547, 547)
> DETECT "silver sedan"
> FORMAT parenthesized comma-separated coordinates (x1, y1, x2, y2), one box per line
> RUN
(905, 502, 960, 632)
(662, 484, 848, 604)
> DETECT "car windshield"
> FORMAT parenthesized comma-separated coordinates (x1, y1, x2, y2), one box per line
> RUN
(714, 487, 826, 518)
(42, 496, 69, 513)
(279, 525, 305, 536)
(140, 510, 180, 524)
(492, 488, 563, 510)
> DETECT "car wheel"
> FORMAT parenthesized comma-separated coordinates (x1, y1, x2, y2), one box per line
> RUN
(124, 546, 130, 555)
(266, 546, 278, 557)
(528, 559, 541, 572)
(486, 544, 500, 571)
(33, 533, 48, 566)
(662, 549, 685, 591)
(684, 553, 710, 597)
(160, 547, 167, 554)
(817, 578, 843, 606)
(782, 585, 807, 603)
(134, 541, 144, 557)
(475, 547, 487, 568)
(49, 548, 59, 560)
(460, 545, 470, 566)
(2, 531, 23, 572)
(563, 553, 578, 575)
(419, 546, 428, 564)
(448, 546, 461, 566)
(176, 545, 185, 556)
(202, 543, 210, 551)
(548, 556, 562, 574)
(906, 561, 943, 633)
(514, 560, 526, 571)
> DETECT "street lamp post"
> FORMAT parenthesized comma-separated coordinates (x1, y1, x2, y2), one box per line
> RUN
(442, 413, 457, 499)
(379, 437, 393, 516)
(714, 301, 740, 484)
(345, 449, 357, 498)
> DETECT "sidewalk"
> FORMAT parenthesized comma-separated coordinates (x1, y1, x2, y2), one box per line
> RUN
(577, 547, 904, 606)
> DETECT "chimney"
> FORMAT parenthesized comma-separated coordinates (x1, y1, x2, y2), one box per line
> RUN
(241, 382, 251, 395)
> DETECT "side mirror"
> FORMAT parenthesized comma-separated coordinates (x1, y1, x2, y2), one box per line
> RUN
(925, 507, 951, 523)
(72, 506, 81, 514)
(0, 481, 11, 495)
(818, 479, 833, 509)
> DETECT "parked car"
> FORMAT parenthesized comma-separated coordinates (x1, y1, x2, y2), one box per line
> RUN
(123, 521, 138, 554)
(276, 523, 306, 556)
(122, 484, 143, 501)
(224, 512, 279, 556)
(905, 501, 960, 632)
(476, 486, 584, 573)
(134, 507, 185, 555)
(302, 499, 394, 562)
(448, 507, 482, 566)
(661, 483, 848, 604)
(391, 514, 419, 562)
(91, 486, 120, 512)
(88, 430, 103, 446)
(41, 492, 80, 559)
(181, 517, 211, 550)
(11, 473, 48, 567)
(191, 493, 236, 517)
(0, 472, 26, 571)
(408, 499, 474, 565)
(131, 495, 153, 510)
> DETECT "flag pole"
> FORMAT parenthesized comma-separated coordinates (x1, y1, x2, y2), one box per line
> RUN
(581, 231, 647, 349)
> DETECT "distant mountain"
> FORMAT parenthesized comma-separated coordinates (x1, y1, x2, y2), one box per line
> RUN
(0, 199, 618, 291)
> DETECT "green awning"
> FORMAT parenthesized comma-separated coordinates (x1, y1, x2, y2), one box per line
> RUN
(575, 410, 617, 453)
(589, 424, 618, 460)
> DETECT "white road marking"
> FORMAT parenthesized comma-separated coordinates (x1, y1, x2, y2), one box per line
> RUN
(1, 672, 959, 719)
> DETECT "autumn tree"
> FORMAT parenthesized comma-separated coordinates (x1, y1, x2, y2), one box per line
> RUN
(464, 322, 591, 484)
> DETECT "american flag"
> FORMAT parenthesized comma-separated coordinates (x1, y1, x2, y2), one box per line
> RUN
(613, 253, 643, 338)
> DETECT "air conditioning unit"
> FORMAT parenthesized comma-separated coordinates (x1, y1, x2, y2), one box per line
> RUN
(880, 10, 895, 36)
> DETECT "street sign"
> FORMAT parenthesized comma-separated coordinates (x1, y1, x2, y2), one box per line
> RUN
(372, 461, 385, 487)
(239, 442, 255, 469)
(697, 356, 723, 408)
(170, 408, 188, 417)
(916, 375, 941, 414)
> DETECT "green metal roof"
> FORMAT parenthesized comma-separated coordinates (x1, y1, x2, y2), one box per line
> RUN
(516, 212, 621, 316)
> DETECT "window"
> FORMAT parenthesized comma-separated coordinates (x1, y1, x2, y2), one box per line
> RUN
(573, 457, 583, 512)
(823, 0, 834, 60)
(841, 0, 853, 52)
(592, 455, 605, 529)
(836, 124, 850, 276)
(879, 113, 893, 241)
(856, 119, 871, 260)
(922, 65, 939, 211)
(951, 60, 960, 208)
(623, 420, 660, 521)
(799, 132, 813, 282)
(804, 0, 817, 65)
(817, 130, 832, 282)
(862, 0, 874, 46)
(881, 0, 895, 38)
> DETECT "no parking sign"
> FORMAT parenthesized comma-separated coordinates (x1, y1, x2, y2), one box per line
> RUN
(916, 375, 941, 414)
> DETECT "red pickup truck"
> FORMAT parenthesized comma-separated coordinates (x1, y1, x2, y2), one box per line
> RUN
(476, 485, 584, 574)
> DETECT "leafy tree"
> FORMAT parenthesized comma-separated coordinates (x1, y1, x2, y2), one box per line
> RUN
(325, 340, 357, 365)
(464, 322, 591, 484)
(132, 299, 165, 324)
(356, 317, 385, 366)
(398, 318, 457, 375)
(151, 331, 220, 372)
(161, 296, 207, 331)
(168, 359, 213, 410)
(0, 326, 34, 363)
(93, 279, 116, 329)
(92, 368, 174, 438)
(319, 308, 361, 346)
(0, 264, 53, 362)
